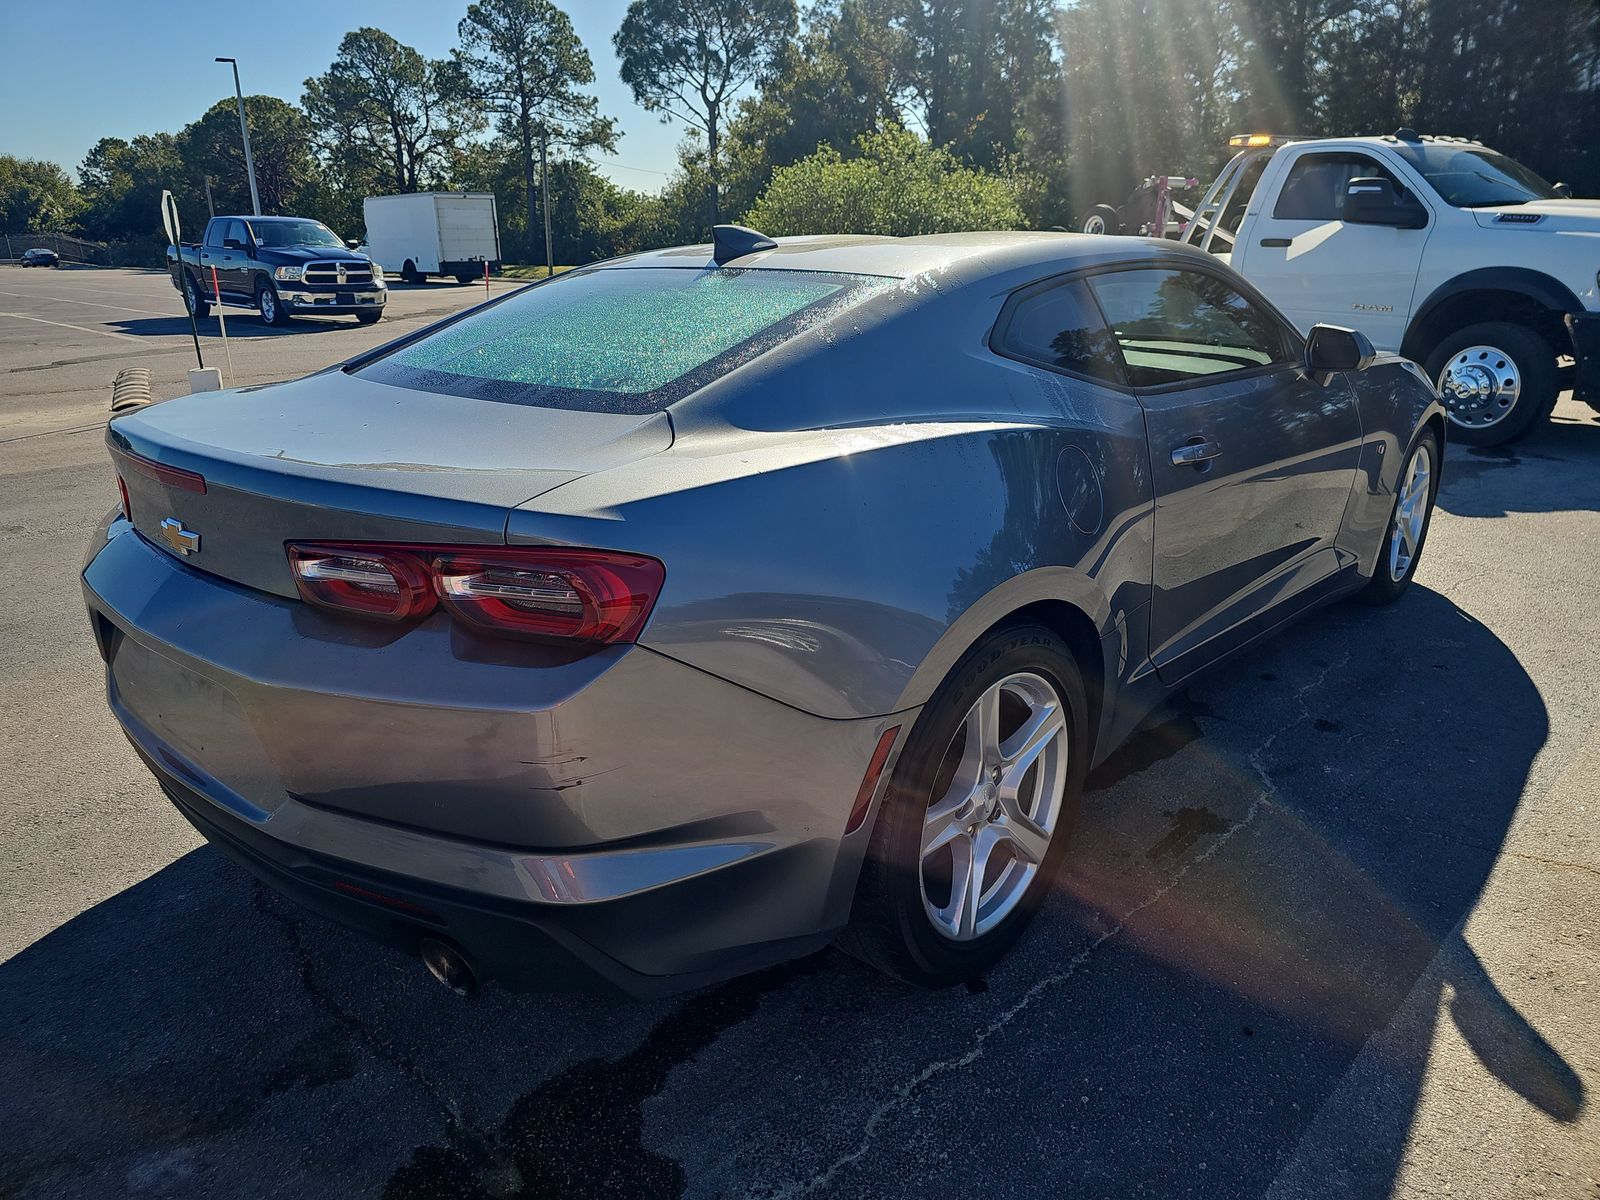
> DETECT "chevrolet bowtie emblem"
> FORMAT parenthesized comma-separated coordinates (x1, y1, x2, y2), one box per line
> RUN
(159, 517, 200, 556)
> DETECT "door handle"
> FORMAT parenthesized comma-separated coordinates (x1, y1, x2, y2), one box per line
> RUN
(1171, 440, 1222, 467)
(1259, 237, 1291, 247)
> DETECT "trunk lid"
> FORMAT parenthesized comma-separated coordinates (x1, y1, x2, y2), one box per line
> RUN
(109, 369, 671, 598)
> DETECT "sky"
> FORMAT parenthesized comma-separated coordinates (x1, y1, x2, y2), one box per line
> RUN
(0, 0, 694, 192)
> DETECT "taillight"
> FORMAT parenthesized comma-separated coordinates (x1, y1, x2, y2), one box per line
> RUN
(284, 542, 665, 644)
(286, 544, 436, 622)
(116, 475, 132, 522)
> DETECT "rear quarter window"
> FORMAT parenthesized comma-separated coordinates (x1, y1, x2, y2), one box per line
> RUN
(356, 267, 887, 414)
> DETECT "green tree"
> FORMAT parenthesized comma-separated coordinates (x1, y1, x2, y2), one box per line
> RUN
(302, 28, 475, 198)
(744, 124, 1025, 235)
(455, 0, 617, 266)
(614, 0, 798, 223)
(78, 134, 184, 243)
(178, 96, 318, 221)
(0, 155, 81, 235)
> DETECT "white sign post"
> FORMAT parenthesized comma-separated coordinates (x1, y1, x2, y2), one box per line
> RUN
(163, 191, 221, 393)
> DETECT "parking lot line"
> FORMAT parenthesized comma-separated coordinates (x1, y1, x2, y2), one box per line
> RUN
(0, 288, 173, 318)
(0, 311, 143, 342)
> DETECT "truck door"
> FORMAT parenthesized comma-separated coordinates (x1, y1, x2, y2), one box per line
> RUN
(1085, 264, 1362, 683)
(1235, 149, 1430, 351)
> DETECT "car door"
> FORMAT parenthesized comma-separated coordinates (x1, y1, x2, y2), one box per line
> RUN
(1234, 148, 1431, 350)
(197, 220, 228, 301)
(1085, 264, 1362, 683)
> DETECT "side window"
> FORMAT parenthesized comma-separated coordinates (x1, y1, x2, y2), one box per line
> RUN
(1087, 268, 1291, 387)
(205, 220, 228, 248)
(1273, 153, 1408, 221)
(1218, 155, 1269, 236)
(995, 278, 1124, 384)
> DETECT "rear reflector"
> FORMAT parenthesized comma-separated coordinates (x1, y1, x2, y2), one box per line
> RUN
(845, 725, 902, 835)
(116, 475, 132, 522)
(114, 447, 206, 494)
(284, 541, 666, 643)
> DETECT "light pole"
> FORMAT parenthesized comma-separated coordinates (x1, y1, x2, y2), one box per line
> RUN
(215, 57, 261, 216)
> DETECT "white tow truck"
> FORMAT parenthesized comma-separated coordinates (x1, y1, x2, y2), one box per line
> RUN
(1174, 130, 1600, 444)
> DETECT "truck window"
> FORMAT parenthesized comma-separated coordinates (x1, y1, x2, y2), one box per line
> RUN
(1390, 144, 1560, 208)
(1087, 268, 1290, 387)
(1217, 156, 1269, 237)
(204, 220, 228, 248)
(1274, 153, 1408, 221)
(994, 279, 1125, 385)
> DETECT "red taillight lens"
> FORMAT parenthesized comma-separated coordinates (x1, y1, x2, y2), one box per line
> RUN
(116, 475, 132, 522)
(434, 549, 664, 643)
(286, 543, 437, 622)
(283, 542, 665, 644)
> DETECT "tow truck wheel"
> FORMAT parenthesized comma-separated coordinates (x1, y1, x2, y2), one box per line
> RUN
(1081, 205, 1120, 235)
(183, 273, 210, 320)
(255, 280, 291, 327)
(1425, 322, 1557, 446)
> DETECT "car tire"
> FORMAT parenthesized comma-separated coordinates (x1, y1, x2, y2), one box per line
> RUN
(401, 260, 423, 285)
(184, 273, 211, 320)
(1081, 204, 1120, 235)
(1424, 322, 1558, 446)
(256, 280, 290, 327)
(1358, 429, 1440, 606)
(355, 310, 382, 325)
(839, 621, 1088, 987)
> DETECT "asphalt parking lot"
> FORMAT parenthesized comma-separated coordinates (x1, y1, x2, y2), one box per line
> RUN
(3, 266, 1599, 1199)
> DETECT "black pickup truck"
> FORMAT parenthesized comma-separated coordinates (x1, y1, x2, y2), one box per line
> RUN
(167, 215, 386, 326)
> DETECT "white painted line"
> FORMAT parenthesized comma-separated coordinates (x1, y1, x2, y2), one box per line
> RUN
(0, 288, 173, 317)
(0, 311, 144, 342)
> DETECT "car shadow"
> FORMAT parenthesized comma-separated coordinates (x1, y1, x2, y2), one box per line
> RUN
(1435, 400, 1600, 516)
(0, 588, 1571, 1199)
(107, 315, 362, 340)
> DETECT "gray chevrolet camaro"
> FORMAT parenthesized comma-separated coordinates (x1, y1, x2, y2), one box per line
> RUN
(83, 229, 1444, 997)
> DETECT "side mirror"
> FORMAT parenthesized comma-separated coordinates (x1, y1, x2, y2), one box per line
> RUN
(222, 238, 243, 250)
(1553, 181, 1573, 199)
(1341, 177, 1427, 229)
(1306, 324, 1378, 374)
(346, 238, 361, 250)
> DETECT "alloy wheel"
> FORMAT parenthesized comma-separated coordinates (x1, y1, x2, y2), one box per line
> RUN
(259, 288, 276, 323)
(1389, 441, 1433, 581)
(920, 671, 1068, 941)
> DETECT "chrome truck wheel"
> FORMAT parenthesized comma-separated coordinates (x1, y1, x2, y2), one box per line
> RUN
(1437, 344, 1521, 431)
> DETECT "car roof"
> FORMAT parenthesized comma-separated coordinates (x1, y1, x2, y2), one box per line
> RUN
(598, 231, 1212, 281)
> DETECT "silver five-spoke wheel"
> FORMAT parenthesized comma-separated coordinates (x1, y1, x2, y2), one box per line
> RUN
(920, 671, 1068, 941)
(1389, 440, 1433, 582)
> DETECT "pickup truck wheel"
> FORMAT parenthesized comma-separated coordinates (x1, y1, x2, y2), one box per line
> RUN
(183, 273, 210, 320)
(355, 310, 382, 325)
(1081, 204, 1120, 235)
(1425, 322, 1557, 446)
(255, 281, 290, 327)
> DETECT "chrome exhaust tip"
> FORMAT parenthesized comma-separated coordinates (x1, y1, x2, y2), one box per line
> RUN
(420, 937, 478, 997)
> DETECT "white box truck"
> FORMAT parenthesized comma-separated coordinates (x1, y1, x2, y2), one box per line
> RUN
(361, 192, 502, 285)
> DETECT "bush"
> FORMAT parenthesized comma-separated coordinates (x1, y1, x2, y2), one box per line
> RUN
(743, 127, 1026, 237)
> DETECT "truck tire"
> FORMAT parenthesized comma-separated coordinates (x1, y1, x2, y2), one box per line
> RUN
(1081, 204, 1120, 235)
(1424, 322, 1558, 446)
(401, 260, 423, 285)
(255, 280, 291, 327)
(455, 273, 478, 285)
(355, 310, 382, 325)
(183, 272, 211, 320)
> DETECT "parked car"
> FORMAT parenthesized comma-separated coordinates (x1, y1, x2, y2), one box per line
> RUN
(85, 227, 1443, 997)
(360, 192, 501, 284)
(20, 247, 59, 268)
(1179, 129, 1600, 444)
(166, 215, 386, 326)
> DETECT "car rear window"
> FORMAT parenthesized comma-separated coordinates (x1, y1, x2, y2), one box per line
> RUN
(356, 267, 886, 414)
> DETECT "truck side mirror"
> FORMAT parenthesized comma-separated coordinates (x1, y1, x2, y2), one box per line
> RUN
(1305, 324, 1379, 374)
(1341, 177, 1427, 229)
(346, 239, 361, 250)
(1552, 181, 1572, 198)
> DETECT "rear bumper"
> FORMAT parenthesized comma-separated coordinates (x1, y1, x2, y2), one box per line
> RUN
(83, 520, 904, 995)
(1567, 313, 1600, 405)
